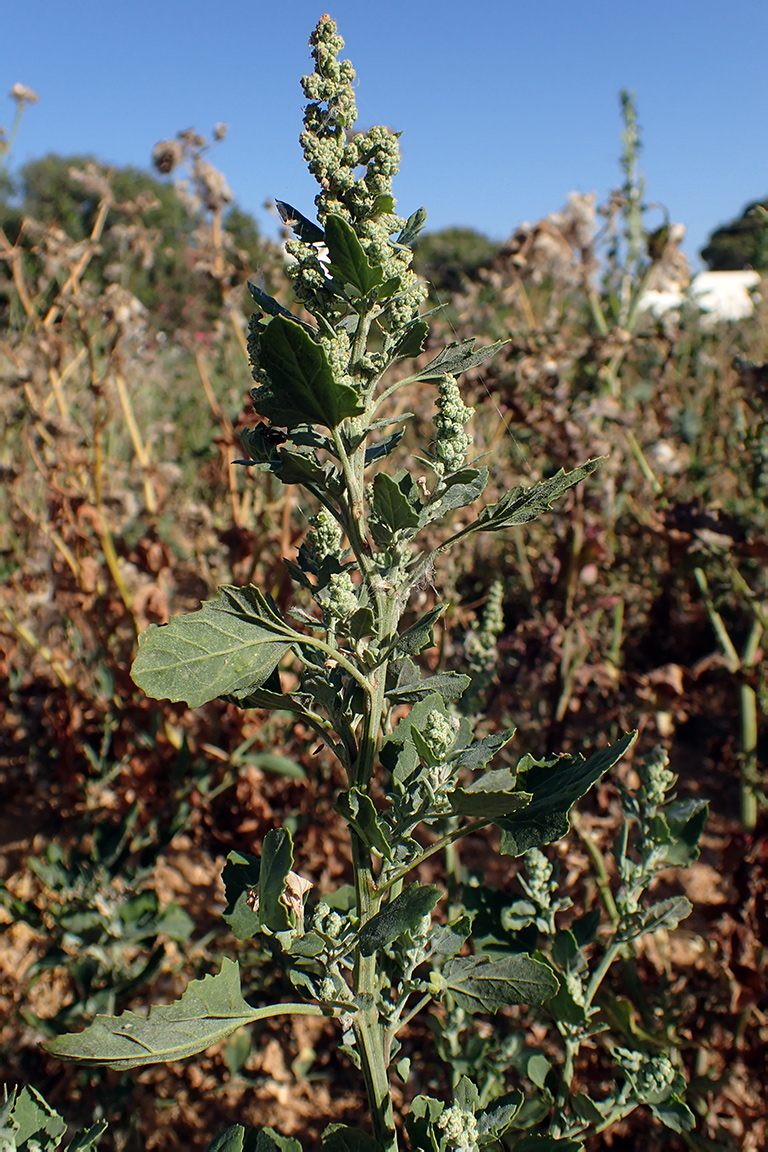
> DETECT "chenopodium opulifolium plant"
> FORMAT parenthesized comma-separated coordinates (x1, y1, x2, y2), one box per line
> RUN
(434, 747, 705, 1147)
(46, 17, 645, 1150)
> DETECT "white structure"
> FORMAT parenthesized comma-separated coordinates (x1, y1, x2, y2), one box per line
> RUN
(640, 270, 761, 325)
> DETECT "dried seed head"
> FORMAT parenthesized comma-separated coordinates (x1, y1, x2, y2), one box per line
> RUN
(152, 139, 183, 175)
(9, 83, 38, 106)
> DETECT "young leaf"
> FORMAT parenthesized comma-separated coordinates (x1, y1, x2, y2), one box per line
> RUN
(388, 318, 428, 361)
(8, 1087, 67, 1152)
(498, 733, 637, 856)
(404, 1095, 443, 1152)
(473, 461, 602, 533)
(324, 214, 383, 297)
(205, 1126, 245, 1152)
(336, 789, 393, 861)
(391, 605, 445, 656)
(476, 1090, 524, 1141)
(321, 1126, 382, 1151)
(649, 1099, 695, 1133)
(371, 473, 421, 533)
(65, 1122, 109, 1152)
(409, 338, 506, 382)
(275, 199, 325, 244)
(255, 316, 365, 429)
(448, 770, 532, 818)
(618, 895, 692, 941)
(44, 959, 263, 1068)
(386, 670, 471, 705)
(222, 850, 261, 941)
(131, 585, 296, 709)
(359, 885, 442, 956)
(396, 206, 428, 249)
(439, 954, 558, 1012)
(420, 467, 489, 525)
(259, 828, 294, 933)
(452, 730, 517, 773)
(454, 1076, 480, 1113)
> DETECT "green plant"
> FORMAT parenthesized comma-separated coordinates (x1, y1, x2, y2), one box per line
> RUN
(41, 19, 702, 1150)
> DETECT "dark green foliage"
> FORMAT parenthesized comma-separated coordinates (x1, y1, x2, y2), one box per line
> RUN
(701, 196, 768, 270)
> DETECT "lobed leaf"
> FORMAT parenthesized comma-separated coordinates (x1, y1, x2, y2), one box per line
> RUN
(440, 954, 558, 1013)
(8, 1087, 67, 1152)
(409, 338, 506, 382)
(222, 850, 261, 941)
(336, 789, 392, 862)
(131, 585, 296, 709)
(44, 959, 262, 1068)
(275, 200, 324, 244)
(474, 460, 602, 533)
(448, 769, 533, 818)
(255, 316, 365, 429)
(498, 733, 636, 856)
(321, 1126, 382, 1151)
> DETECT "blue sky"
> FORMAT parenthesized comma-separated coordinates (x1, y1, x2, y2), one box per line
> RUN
(3, 0, 767, 268)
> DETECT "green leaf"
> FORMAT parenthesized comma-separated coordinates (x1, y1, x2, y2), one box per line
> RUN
(131, 585, 296, 709)
(386, 670, 471, 705)
(421, 468, 489, 525)
(448, 770, 532, 818)
(392, 606, 445, 656)
(247, 284, 314, 332)
(253, 1130, 304, 1152)
(454, 1076, 480, 1113)
(248, 752, 307, 780)
(275, 448, 327, 486)
(205, 1126, 245, 1152)
(404, 1096, 443, 1152)
(359, 885, 442, 957)
(222, 850, 261, 941)
(389, 319, 428, 361)
(335, 789, 393, 861)
(275, 200, 324, 244)
(259, 829, 294, 933)
(409, 338, 506, 382)
(475, 461, 602, 533)
(371, 473, 421, 533)
(440, 954, 558, 1012)
(321, 1126, 381, 1151)
(324, 214, 383, 297)
(255, 316, 365, 429)
(649, 1099, 695, 1133)
(396, 207, 428, 249)
(381, 693, 448, 785)
(526, 1053, 553, 1090)
(476, 1091, 524, 1142)
(64, 1123, 109, 1152)
(498, 733, 636, 856)
(44, 959, 262, 1068)
(618, 895, 692, 941)
(453, 730, 517, 772)
(431, 915, 472, 957)
(9, 1087, 67, 1152)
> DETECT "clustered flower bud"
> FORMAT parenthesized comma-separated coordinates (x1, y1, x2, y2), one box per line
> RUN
(307, 508, 344, 562)
(422, 709, 458, 760)
(292, 16, 427, 329)
(436, 1105, 479, 1152)
(433, 374, 475, 476)
(324, 571, 358, 620)
(639, 745, 676, 809)
(464, 579, 504, 674)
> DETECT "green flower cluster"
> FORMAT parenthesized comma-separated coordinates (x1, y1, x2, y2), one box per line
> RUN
(289, 16, 426, 328)
(464, 579, 504, 674)
(433, 374, 475, 476)
(436, 1105, 479, 1152)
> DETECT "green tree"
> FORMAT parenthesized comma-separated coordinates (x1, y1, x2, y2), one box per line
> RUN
(700, 196, 768, 271)
(413, 225, 499, 294)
